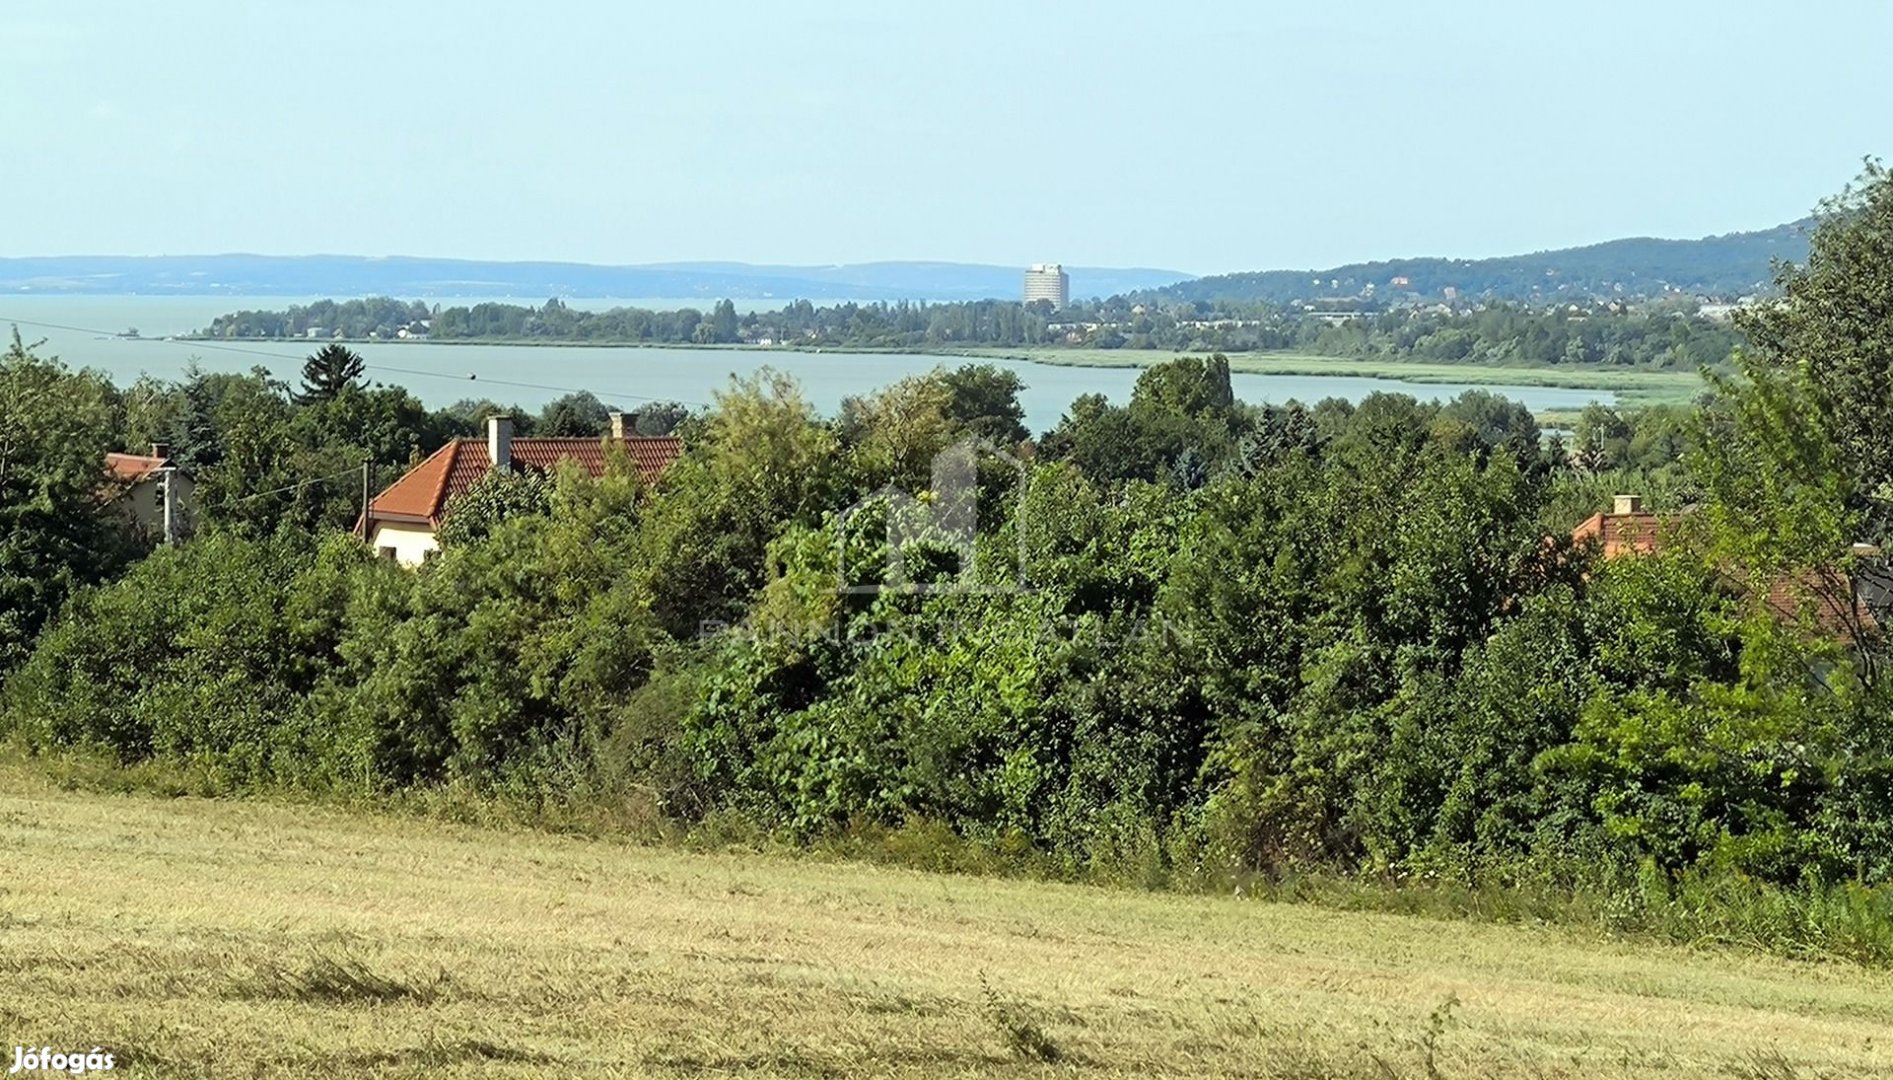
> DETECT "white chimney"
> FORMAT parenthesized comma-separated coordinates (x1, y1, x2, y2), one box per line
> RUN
(609, 411, 628, 440)
(1613, 494, 1642, 515)
(487, 415, 513, 471)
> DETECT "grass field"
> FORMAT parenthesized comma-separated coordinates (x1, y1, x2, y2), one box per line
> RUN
(4, 770, 1889, 1078)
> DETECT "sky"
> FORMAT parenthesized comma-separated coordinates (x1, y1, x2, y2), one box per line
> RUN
(2, 1, 1888, 274)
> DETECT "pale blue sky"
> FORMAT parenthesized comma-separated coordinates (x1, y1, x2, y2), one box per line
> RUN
(3, 1, 1886, 273)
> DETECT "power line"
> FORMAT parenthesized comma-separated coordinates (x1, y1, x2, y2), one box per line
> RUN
(0, 315, 711, 408)
(235, 465, 365, 503)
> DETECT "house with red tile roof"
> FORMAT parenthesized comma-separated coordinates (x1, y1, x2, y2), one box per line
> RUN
(105, 443, 194, 543)
(360, 414, 681, 565)
(1573, 494, 1880, 638)
(1571, 494, 1665, 558)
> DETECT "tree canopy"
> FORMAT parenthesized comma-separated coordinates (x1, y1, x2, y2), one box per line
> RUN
(296, 343, 366, 404)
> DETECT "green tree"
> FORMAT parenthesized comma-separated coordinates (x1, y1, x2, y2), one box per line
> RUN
(438, 466, 556, 546)
(538, 391, 613, 437)
(1736, 160, 1893, 541)
(638, 370, 843, 637)
(941, 364, 1029, 444)
(0, 331, 133, 670)
(0, 532, 352, 777)
(296, 343, 367, 404)
(1042, 355, 1247, 484)
(837, 372, 956, 490)
(627, 401, 691, 436)
(433, 398, 535, 439)
(711, 299, 741, 344)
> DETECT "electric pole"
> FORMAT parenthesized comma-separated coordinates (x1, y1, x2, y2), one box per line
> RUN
(160, 464, 177, 545)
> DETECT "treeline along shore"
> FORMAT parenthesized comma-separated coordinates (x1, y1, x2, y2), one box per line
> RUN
(193, 291, 1743, 371)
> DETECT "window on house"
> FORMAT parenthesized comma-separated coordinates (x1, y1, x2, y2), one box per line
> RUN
(378, 546, 398, 561)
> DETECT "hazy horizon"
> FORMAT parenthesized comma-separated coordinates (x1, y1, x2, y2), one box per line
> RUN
(0, 253, 1197, 274)
(0, 215, 1807, 278)
(4, 1, 1887, 273)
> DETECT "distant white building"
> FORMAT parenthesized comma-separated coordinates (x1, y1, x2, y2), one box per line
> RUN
(1024, 263, 1069, 308)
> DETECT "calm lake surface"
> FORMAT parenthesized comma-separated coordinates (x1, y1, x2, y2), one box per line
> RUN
(1, 295, 1611, 429)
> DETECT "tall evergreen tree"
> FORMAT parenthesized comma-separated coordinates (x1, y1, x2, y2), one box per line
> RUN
(296, 343, 366, 404)
(711, 299, 740, 344)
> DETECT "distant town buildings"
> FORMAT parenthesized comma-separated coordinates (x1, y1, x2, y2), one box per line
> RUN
(1024, 263, 1069, 308)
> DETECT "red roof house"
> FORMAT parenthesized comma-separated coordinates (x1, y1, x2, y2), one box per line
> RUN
(361, 414, 681, 565)
(1571, 494, 1666, 558)
(1572, 494, 1878, 639)
(103, 443, 194, 543)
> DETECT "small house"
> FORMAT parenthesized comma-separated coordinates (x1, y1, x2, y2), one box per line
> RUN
(359, 414, 681, 566)
(105, 443, 194, 543)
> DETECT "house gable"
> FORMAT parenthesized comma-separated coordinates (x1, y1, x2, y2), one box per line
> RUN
(359, 421, 683, 558)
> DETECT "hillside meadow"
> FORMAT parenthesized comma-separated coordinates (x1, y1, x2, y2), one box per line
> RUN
(3, 766, 1892, 1079)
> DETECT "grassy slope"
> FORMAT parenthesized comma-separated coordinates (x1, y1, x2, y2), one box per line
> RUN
(4, 772, 1887, 1078)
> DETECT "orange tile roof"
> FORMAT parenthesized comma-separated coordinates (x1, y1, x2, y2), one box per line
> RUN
(1571, 509, 1876, 639)
(1571, 511, 1665, 558)
(1761, 573, 1873, 634)
(364, 436, 682, 527)
(104, 452, 169, 484)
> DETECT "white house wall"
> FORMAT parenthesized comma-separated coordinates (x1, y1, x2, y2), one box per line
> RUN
(370, 522, 440, 567)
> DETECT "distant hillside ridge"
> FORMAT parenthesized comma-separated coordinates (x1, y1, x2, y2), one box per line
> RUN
(0, 255, 1191, 302)
(1149, 221, 1812, 305)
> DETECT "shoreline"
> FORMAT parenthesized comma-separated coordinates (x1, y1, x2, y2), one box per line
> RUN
(172, 335, 1701, 403)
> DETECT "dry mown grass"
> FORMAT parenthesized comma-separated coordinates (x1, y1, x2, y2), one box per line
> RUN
(2, 768, 1891, 1078)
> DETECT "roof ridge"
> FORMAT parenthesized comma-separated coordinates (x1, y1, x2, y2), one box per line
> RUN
(428, 441, 466, 522)
(516, 434, 682, 442)
(366, 433, 683, 529)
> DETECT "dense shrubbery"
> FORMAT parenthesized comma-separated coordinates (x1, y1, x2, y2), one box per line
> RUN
(7, 348, 1891, 894)
(7, 167, 1893, 960)
(0, 331, 139, 669)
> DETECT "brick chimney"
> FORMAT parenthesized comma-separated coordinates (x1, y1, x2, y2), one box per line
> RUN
(1613, 494, 1643, 515)
(150, 442, 171, 461)
(487, 415, 513, 471)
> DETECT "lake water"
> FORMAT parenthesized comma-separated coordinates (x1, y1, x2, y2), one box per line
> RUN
(0, 295, 1611, 429)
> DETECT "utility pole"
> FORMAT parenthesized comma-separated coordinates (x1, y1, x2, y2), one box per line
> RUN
(360, 458, 372, 538)
(160, 464, 177, 545)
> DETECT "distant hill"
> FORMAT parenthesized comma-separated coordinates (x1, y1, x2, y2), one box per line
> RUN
(0, 255, 1191, 303)
(1149, 221, 1813, 305)
(0, 221, 1818, 307)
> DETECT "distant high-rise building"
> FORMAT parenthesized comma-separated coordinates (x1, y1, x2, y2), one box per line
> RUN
(1023, 263, 1069, 308)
